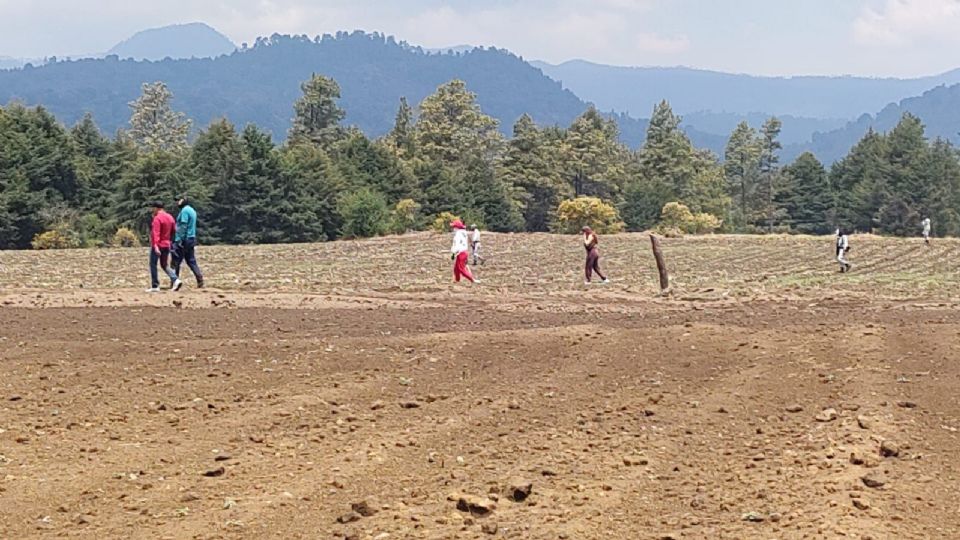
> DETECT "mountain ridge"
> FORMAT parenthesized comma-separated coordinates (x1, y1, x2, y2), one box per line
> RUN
(107, 22, 237, 61)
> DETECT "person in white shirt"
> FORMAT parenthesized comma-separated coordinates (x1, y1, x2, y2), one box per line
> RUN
(470, 224, 484, 266)
(836, 229, 852, 273)
(922, 217, 932, 245)
(450, 219, 477, 283)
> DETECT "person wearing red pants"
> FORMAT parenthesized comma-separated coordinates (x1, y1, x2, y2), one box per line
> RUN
(450, 220, 477, 284)
(582, 226, 609, 285)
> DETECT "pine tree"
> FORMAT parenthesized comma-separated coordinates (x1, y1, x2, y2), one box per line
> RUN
(830, 128, 890, 232)
(779, 152, 833, 233)
(561, 107, 628, 200)
(113, 151, 191, 235)
(288, 74, 347, 149)
(128, 82, 191, 153)
(280, 143, 342, 241)
(462, 156, 524, 232)
(497, 114, 568, 231)
(333, 132, 416, 203)
(755, 117, 786, 231)
(190, 119, 247, 243)
(623, 101, 723, 230)
(0, 104, 79, 247)
(413, 80, 502, 166)
(724, 121, 760, 230)
(386, 97, 416, 159)
(923, 138, 960, 236)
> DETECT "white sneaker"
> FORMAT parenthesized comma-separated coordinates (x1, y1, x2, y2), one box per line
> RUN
(584, 281, 592, 286)
(602, 279, 610, 284)
(145, 287, 161, 293)
(172, 279, 183, 291)
(473, 279, 482, 284)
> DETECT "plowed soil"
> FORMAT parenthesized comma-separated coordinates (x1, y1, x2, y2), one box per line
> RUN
(1, 234, 959, 539)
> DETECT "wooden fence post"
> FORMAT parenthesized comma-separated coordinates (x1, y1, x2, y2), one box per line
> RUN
(650, 234, 670, 295)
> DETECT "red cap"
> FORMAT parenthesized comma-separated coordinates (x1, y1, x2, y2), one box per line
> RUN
(450, 219, 466, 229)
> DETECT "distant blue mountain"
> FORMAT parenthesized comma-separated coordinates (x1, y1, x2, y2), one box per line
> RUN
(107, 22, 236, 61)
(532, 59, 960, 121)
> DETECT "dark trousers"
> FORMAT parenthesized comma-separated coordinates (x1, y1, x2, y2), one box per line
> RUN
(585, 248, 606, 282)
(172, 238, 204, 284)
(150, 248, 177, 288)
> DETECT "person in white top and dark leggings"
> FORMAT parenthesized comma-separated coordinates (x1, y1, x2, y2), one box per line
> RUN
(836, 229, 852, 273)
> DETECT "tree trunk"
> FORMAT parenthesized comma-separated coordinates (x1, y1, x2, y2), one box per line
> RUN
(649, 234, 670, 295)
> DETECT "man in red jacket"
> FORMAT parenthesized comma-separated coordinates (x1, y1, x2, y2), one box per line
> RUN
(147, 201, 182, 292)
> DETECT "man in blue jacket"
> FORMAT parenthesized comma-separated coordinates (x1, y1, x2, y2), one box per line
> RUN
(172, 196, 205, 289)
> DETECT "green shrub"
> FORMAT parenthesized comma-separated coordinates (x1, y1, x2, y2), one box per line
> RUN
(656, 202, 722, 235)
(431, 211, 461, 233)
(31, 227, 81, 250)
(390, 198, 422, 234)
(338, 188, 389, 239)
(111, 227, 141, 248)
(552, 197, 624, 234)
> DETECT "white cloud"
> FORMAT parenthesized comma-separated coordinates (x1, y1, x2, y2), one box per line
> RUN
(854, 0, 960, 46)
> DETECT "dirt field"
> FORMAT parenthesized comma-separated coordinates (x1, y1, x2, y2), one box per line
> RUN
(2, 233, 960, 539)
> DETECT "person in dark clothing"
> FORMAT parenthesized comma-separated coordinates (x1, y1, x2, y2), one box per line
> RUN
(171, 196, 204, 288)
(582, 226, 609, 285)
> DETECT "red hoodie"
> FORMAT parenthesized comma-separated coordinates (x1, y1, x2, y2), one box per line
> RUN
(151, 210, 176, 250)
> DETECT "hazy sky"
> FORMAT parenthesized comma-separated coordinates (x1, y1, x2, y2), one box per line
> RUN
(1, 0, 958, 77)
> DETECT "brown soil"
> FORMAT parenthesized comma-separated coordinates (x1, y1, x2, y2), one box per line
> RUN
(1, 235, 959, 539)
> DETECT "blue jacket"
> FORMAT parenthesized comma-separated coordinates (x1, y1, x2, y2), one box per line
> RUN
(175, 205, 198, 242)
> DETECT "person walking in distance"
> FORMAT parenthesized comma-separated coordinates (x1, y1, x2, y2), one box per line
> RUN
(836, 228, 852, 273)
(147, 201, 181, 292)
(922, 217, 932, 246)
(470, 224, 485, 266)
(172, 196, 205, 288)
(582, 226, 609, 285)
(450, 219, 477, 284)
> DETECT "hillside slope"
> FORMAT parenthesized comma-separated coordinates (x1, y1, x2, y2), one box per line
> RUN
(0, 32, 649, 146)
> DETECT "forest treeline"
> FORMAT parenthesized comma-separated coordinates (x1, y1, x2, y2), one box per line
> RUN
(1, 73, 959, 249)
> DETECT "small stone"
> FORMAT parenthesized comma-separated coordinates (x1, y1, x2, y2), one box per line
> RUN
(214, 453, 232, 462)
(75, 514, 93, 525)
(9, 395, 22, 402)
(505, 479, 533, 502)
(857, 415, 872, 430)
(623, 456, 648, 467)
(337, 511, 362, 524)
(202, 467, 225, 478)
(370, 400, 385, 410)
(880, 440, 900, 458)
(481, 522, 499, 535)
(742, 511, 765, 522)
(815, 408, 838, 422)
(853, 498, 872, 511)
(785, 404, 803, 413)
(180, 493, 201, 503)
(861, 473, 887, 489)
(351, 500, 377, 517)
(399, 401, 421, 409)
(896, 401, 917, 409)
(769, 512, 782, 523)
(456, 495, 496, 516)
